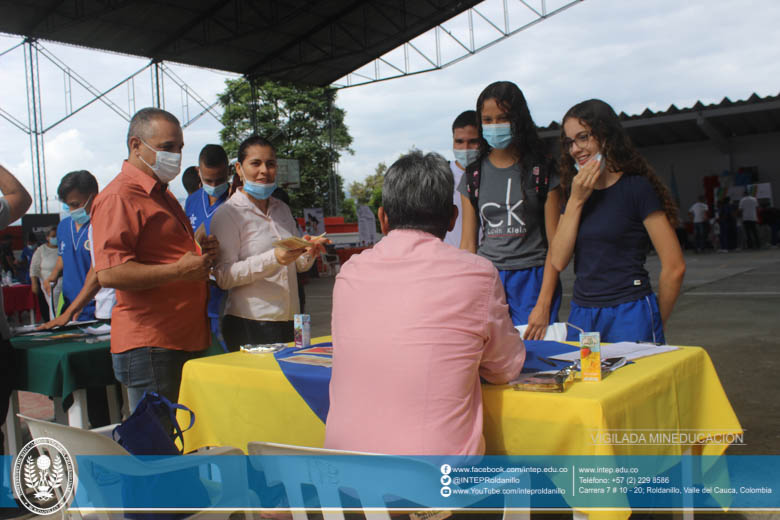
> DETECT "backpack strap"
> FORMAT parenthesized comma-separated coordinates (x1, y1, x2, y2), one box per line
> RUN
(528, 155, 556, 204)
(464, 160, 481, 210)
(463, 160, 483, 234)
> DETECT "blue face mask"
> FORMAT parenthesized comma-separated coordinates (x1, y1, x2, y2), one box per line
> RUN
(203, 182, 228, 199)
(482, 123, 513, 150)
(48, 237, 58, 247)
(243, 179, 277, 200)
(453, 149, 480, 168)
(63, 195, 92, 225)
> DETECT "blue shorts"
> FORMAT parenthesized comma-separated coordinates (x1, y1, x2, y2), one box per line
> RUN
(498, 266, 561, 326)
(566, 294, 666, 344)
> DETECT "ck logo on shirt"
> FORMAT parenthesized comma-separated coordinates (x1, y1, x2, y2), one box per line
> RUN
(480, 178, 526, 237)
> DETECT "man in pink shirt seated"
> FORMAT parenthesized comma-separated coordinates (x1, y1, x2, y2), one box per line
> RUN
(325, 150, 525, 456)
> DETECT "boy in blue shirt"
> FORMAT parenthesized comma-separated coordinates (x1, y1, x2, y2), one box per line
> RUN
(43, 170, 112, 427)
(184, 144, 230, 349)
(44, 170, 99, 321)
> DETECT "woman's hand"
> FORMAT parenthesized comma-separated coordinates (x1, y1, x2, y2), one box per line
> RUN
(523, 304, 550, 340)
(42, 276, 56, 296)
(274, 247, 306, 266)
(570, 157, 602, 204)
(302, 235, 332, 257)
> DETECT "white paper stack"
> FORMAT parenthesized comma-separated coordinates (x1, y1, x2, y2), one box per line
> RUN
(549, 342, 679, 362)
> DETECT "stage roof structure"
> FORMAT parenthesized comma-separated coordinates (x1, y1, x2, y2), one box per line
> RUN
(0, 0, 583, 213)
(0, 0, 586, 87)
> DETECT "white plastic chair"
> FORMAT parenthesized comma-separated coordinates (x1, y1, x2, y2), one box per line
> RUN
(247, 441, 530, 520)
(20, 414, 255, 520)
(319, 253, 340, 277)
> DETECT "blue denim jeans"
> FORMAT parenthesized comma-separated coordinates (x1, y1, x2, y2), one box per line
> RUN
(112, 347, 196, 414)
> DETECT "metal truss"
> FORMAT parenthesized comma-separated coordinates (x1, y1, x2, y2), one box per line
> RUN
(332, 0, 583, 88)
(0, 37, 223, 213)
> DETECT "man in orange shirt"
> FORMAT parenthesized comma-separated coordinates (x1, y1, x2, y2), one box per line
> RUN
(91, 107, 217, 411)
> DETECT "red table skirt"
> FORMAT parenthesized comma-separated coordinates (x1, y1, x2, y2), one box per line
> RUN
(3, 284, 40, 320)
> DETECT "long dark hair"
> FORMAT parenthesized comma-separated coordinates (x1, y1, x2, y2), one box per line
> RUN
(476, 81, 546, 165)
(559, 99, 679, 226)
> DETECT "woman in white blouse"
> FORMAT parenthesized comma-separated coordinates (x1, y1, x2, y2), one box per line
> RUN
(211, 135, 329, 350)
(30, 227, 62, 321)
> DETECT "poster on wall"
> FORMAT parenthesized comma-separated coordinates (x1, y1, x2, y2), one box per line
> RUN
(358, 205, 377, 245)
(303, 208, 325, 236)
(727, 183, 773, 206)
(747, 183, 773, 205)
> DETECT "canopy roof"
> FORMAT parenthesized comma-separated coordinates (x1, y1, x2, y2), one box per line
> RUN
(0, 0, 483, 86)
(539, 92, 780, 150)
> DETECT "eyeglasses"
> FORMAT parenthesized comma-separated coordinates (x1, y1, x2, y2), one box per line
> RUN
(562, 132, 592, 150)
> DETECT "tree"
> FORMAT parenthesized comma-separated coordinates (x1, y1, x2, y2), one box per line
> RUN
(340, 198, 357, 223)
(348, 161, 388, 232)
(349, 162, 386, 205)
(218, 78, 353, 216)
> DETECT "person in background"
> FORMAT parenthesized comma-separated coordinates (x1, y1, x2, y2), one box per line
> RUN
(326, 150, 524, 455)
(210, 135, 328, 350)
(43, 170, 99, 322)
(688, 195, 709, 253)
(39, 170, 113, 426)
(764, 203, 780, 247)
(181, 165, 201, 196)
(459, 81, 563, 340)
(19, 232, 37, 283)
(739, 191, 760, 249)
(0, 163, 32, 460)
(184, 144, 230, 349)
(30, 227, 62, 321)
(551, 99, 685, 344)
(92, 107, 217, 411)
(443, 110, 480, 248)
(0, 237, 14, 275)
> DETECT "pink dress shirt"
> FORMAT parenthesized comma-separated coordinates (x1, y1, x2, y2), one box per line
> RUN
(325, 229, 525, 455)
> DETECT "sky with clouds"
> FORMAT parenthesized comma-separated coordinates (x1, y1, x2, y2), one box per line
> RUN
(1, 0, 779, 212)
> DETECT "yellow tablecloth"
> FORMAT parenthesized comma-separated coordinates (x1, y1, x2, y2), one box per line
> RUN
(177, 337, 742, 518)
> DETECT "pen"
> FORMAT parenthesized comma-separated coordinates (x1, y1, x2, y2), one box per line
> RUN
(537, 356, 558, 367)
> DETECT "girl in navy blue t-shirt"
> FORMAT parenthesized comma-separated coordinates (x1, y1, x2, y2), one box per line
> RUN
(458, 81, 563, 340)
(551, 99, 685, 344)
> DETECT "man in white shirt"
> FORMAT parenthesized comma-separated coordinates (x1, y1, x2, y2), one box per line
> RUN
(688, 195, 709, 253)
(443, 110, 480, 248)
(739, 193, 760, 249)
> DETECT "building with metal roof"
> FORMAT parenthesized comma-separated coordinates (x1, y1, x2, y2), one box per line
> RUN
(540, 92, 780, 213)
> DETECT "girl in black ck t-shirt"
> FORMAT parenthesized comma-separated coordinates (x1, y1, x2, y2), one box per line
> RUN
(550, 99, 685, 344)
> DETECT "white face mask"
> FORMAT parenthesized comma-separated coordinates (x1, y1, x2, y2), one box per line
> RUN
(139, 140, 182, 183)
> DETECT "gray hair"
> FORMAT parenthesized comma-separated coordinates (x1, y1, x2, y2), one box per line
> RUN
(382, 150, 454, 239)
(126, 107, 180, 152)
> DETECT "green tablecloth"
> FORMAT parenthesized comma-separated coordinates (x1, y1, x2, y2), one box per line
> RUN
(11, 331, 226, 399)
(11, 332, 114, 399)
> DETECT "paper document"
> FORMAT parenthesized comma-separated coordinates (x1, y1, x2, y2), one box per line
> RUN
(278, 355, 333, 368)
(12, 324, 43, 335)
(515, 322, 568, 341)
(83, 324, 112, 335)
(273, 232, 327, 251)
(549, 342, 679, 362)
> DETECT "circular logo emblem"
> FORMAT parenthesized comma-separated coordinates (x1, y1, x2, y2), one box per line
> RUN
(84, 239, 91, 252)
(12, 437, 75, 515)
